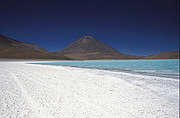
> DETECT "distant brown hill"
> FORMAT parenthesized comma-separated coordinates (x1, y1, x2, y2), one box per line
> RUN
(144, 51, 179, 59)
(55, 36, 141, 60)
(0, 34, 70, 60)
(0, 34, 48, 52)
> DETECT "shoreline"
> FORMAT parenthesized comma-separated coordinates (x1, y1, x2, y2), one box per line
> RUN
(31, 60, 179, 80)
(0, 58, 179, 62)
(32, 62, 179, 82)
(32, 62, 179, 80)
(0, 61, 179, 118)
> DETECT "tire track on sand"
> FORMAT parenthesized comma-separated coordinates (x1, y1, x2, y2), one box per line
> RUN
(8, 71, 51, 118)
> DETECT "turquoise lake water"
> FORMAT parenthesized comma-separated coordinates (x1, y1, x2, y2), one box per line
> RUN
(33, 60, 179, 79)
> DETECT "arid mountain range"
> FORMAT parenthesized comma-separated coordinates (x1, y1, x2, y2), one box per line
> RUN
(0, 34, 179, 60)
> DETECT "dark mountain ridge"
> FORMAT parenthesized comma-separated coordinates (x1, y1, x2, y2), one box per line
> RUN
(0, 34, 70, 60)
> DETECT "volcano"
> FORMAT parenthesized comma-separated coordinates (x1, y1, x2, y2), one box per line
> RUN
(55, 36, 141, 60)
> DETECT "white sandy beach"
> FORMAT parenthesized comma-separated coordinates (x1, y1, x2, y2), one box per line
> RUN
(0, 61, 179, 118)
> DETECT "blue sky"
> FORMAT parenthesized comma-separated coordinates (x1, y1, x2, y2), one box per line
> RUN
(0, 0, 179, 56)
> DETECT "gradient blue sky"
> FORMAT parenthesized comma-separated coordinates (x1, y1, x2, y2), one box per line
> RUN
(0, 0, 179, 56)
